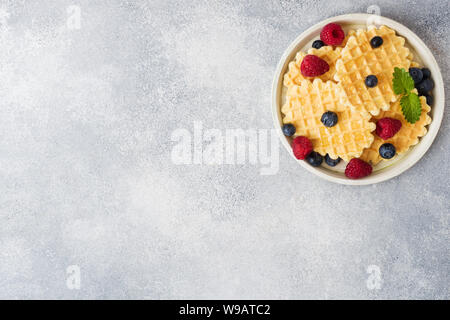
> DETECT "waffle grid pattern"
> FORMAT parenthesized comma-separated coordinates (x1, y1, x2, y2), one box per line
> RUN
(282, 79, 375, 161)
(335, 26, 412, 116)
(283, 46, 342, 87)
(281, 25, 432, 166)
(359, 94, 431, 165)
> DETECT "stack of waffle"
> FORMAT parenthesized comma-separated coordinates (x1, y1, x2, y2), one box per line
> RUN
(281, 25, 432, 165)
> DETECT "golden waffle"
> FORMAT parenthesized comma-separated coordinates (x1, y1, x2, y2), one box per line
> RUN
(282, 79, 375, 161)
(283, 46, 342, 87)
(359, 93, 431, 165)
(342, 29, 356, 46)
(335, 25, 412, 116)
(409, 52, 420, 68)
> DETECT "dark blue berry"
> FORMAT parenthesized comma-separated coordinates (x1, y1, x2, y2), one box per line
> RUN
(321, 111, 338, 127)
(312, 40, 325, 49)
(421, 68, 431, 79)
(370, 36, 383, 48)
(365, 75, 378, 87)
(409, 68, 423, 84)
(379, 143, 396, 159)
(424, 94, 433, 106)
(325, 154, 341, 167)
(417, 78, 434, 93)
(282, 123, 296, 137)
(306, 151, 323, 167)
(417, 87, 428, 96)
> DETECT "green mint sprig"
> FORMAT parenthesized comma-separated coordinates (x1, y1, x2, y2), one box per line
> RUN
(392, 67, 422, 124)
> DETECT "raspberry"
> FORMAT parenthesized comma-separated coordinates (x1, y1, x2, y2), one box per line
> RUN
(292, 136, 313, 160)
(345, 159, 373, 179)
(300, 55, 330, 77)
(376, 118, 402, 140)
(320, 23, 345, 46)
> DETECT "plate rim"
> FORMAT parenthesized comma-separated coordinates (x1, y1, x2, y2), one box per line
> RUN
(271, 13, 445, 185)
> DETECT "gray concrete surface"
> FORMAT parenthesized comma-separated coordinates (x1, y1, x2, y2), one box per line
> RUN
(0, 0, 448, 299)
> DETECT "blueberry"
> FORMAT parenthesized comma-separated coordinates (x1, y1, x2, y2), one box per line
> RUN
(312, 40, 325, 49)
(282, 123, 296, 137)
(417, 87, 428, 96)
(421, 68, 431, 79)
(306, 151, 323, 167)
(379, 143, 396, 159)
(424, 94, 433, 106)
(325, 154, 341, 167)
(321, 111, 338, 127)
(365, 75, 378, 87)
(370, 36, 383, 48)
(417, 78, 434, 93)
(409, 68, 423, 84)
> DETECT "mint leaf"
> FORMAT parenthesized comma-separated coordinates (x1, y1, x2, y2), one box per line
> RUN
(400, 93, 422, 124)
(392, 68, 423, 123)
(392, 67, 414, 95)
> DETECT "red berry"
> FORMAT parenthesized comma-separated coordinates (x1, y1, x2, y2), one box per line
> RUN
(376, 118, 402, 140)
(292, 136, 313, 160)
(320, 23, 345, 46)
(300, 55, 330, 77)
(345, 159, 373, 179)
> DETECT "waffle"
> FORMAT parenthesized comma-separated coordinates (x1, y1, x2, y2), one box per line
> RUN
(334, 25, 412, 116)
(409, 52, 420, 68)
(283, 29, 356, 88)
(282, 79, 375, 161)
(410, 61, 420, 68)
(359, 93, 431, 165)
(283, 46, 343, 87)
(341, 29, 357, 47)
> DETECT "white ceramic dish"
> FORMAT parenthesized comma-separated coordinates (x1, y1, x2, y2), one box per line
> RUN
(272, 14, 444, 185)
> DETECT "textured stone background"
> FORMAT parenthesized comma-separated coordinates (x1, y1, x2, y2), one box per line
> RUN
(0, 0, 448, 299)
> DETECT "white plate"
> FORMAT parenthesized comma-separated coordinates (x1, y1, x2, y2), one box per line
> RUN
(272, 14, 445, 185)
